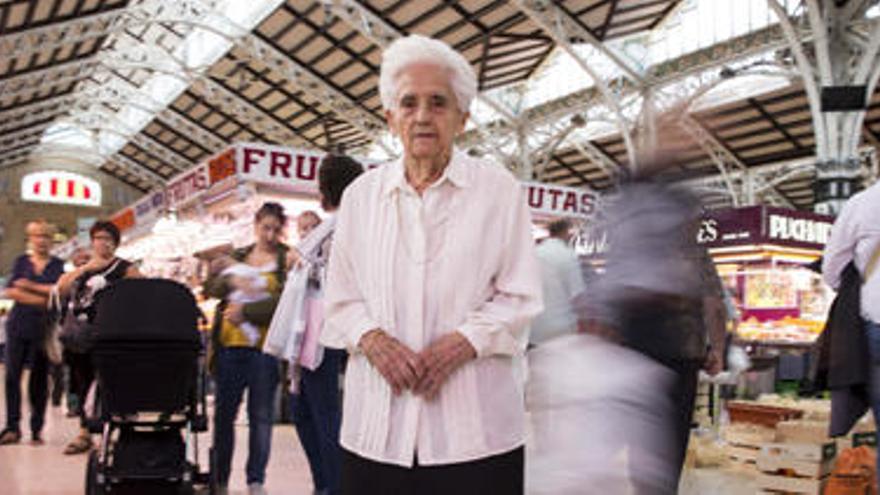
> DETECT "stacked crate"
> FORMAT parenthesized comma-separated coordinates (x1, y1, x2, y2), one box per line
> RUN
(755, 442, 836, 494)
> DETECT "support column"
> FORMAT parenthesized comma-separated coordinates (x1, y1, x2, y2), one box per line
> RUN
(769, 0, 880, 215)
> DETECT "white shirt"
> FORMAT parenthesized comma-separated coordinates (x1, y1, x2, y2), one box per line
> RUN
(531, 238, 585, 345)
(823, 181, 880, 323)
(321, 150, 543, 467)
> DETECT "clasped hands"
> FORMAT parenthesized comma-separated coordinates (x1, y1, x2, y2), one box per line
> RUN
(359, 329, 476, 400)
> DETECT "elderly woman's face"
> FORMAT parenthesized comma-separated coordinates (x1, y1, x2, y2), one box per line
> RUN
(385, 63, 468, 161)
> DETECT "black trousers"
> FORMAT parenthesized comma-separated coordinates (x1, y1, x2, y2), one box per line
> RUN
(64, 350, 94, 427)
(341, 447, 524, 495)
(3, 335, 48, 435)
(668, 359, 701, 489)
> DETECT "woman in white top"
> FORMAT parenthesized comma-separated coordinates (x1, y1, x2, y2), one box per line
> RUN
(320, 34, 543, 495)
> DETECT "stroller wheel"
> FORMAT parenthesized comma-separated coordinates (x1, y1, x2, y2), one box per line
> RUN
(85, 450, 103, 495)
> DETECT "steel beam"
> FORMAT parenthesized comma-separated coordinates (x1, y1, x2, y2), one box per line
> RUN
(1, 127, 51, 151)
(570, 140, 620, 180)
(0, 59, 101, 99)
(0, 9, 123, 64)
(0, 95, 77, 133)
(235, 34, 390, 147)
(190, 77, 314, 148)
(322, 0, 518, 123)
(155, 109, 227, 151)
(0, 145, 37, 166)
(129, 133, 195, 172)
(513, 0, 645, 85)
(110, 152, 167, 186)
(456, 22, 806, 149)
(513, 0, 638, 166)
(72, 79, 227, 150)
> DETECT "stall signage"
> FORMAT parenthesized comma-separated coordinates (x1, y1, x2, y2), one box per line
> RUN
(524, 182, 597, 218)
(208, 148, 237, 185)
(133, 191, 166, 223)
(699, 206, 833, 250)
(236, 144, 323, 192)
(767, 211, 832, 246)
(110, 208, 136, 232)
(166, 164, 210, 208)
(697, 206, 763, 248)
(21, 171, 101, 207)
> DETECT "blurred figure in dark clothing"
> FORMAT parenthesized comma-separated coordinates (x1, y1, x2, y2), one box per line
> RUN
(528, 155, 727, 494)
(592, 163, 727, 490)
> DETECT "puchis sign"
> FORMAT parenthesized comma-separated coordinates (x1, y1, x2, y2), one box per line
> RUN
(698, 206, 834, 250)
(21, 171, 101, 207)
(577, 205, 834, 257)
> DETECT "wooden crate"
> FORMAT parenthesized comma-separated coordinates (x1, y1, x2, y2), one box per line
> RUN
(760, 442, 837, 463)
(727, 444, 760, 463)
(756, 441, 836, 495)
(776, 420, 831, 445)
(722, 423, 776, 446)
(727, 402, 803, 428)
(756, 472, 827, 494)
(757, 452, 833, 478)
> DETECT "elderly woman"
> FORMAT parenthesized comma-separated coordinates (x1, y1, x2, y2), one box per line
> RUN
(320, 35, 543, 494)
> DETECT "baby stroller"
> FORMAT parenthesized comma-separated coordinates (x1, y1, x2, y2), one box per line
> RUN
(86, 278, 213, 494)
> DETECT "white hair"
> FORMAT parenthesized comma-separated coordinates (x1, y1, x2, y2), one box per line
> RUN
(379, 34, 477, 113)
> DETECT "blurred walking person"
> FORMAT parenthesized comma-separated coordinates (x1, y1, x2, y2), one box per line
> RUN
(1, 220, 64, 446)
(530, 218, 585, 347)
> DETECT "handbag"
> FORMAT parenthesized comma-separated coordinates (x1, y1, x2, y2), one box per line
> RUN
(59, 259, 121, 354)
(44, 286, 64, 365)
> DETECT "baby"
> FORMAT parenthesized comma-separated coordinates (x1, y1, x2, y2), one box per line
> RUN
(221, 262, 271, 345)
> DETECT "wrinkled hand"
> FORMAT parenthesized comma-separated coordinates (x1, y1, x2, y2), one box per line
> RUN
(703, 349, 724, 376)
(415, 332, 476, 401)
(224, 302, 245, 326)
(359, 329, 425, 395)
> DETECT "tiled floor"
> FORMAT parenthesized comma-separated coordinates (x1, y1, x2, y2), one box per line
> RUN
(0, 365, 313, 495)
(1, 364, 757, 494)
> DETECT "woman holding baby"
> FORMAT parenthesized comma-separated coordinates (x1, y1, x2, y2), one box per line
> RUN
(203, 202, 289, 495)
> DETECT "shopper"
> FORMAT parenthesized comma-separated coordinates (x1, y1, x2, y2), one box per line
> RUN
(55, 220, 141, 455)
(321, 34, 543, 495)
(822, 178, 880, 478)
(283, 156, 364, 495)
(0, 220, 64, 446)
(530, 218, 585, 346)
(204, 202, 289, 495)
(587, 166, 727, 492)
(60, 247, 91, 418)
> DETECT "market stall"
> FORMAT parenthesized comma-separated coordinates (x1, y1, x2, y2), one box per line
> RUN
(699, 205, 835, 347)
(90, 143, 599, 321)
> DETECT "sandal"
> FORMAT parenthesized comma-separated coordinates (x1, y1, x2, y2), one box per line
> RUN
(63, 435, 92, 455)
(0, 429, 21, 445)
